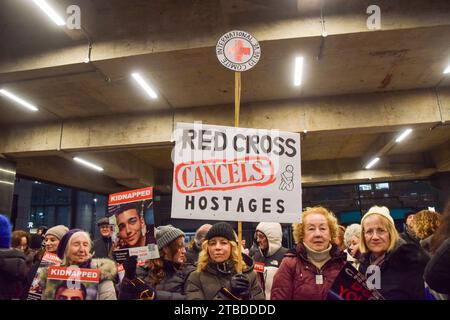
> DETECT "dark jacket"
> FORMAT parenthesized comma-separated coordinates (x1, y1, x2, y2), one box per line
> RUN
(152, 260, 196, 300)
(271, 243, 346, 300)
(359, 239, 429, 300)
(424, 237, 450, 295)
(186, 244, 201, 265)
(0, 249, 28, 299)
(93, 237, 113, 259)
(120, 260, 196, 300)
(400, 225, 420, 245)
(420, 235, 433, 256)
(185, 254, 265, 300)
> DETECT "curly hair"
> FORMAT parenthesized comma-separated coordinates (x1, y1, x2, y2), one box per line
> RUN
(196, 239, 244, 273)
(292, 206, 339, 245)
(430, 202, 450, 253)
(414, 210, 441, 240)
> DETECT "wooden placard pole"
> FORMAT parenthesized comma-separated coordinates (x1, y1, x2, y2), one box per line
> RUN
(235, 71, 243, 273)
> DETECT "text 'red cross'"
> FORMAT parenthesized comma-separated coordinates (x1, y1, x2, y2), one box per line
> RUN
(228, 39, 251, 62)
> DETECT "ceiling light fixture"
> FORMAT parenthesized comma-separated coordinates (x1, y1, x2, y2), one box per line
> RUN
(0, 89, 39, 111)
(0, 180, 14, 185)
(365, 157, 380, 169)
(73, 157, 104, 172)
(131, 73, 158, 99)
(0, 168, 15, 175)
(443, 64, 450, 74)
(395, 128, 413, 143)
(32, 0, 66, 26)
(294, 56, 304, 86)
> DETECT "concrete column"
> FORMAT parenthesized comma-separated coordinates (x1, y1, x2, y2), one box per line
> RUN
(0, 158, 15, 218)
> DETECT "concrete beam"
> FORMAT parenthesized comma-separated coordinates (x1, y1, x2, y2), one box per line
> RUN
(74, 151, 156, 188)
(15, 156, 121, 194)
(1, 0, 449, 75)
(302, 153, 437, 186)
(0, 88, 445, 155)
(432, 140, 450, 171)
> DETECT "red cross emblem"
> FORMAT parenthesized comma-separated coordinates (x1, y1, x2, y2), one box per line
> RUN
(228, 39, 251, 62)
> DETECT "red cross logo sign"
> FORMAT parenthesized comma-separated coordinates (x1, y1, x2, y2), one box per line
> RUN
(228, 39, 251, 62)
(216, 30, 261, 72)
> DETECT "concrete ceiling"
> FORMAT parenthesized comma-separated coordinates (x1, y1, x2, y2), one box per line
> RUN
(1, 0, 450, 194)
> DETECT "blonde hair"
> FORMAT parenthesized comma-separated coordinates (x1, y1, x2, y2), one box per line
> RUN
(360, 214, 399, 254)
(292, 206, 339, 245)
(196, 238, 244, 273)
(414, 210, 441, 240)
(62, 231, 93, 265)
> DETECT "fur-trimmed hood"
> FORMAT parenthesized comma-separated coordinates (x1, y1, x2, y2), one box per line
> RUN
(255, 222, 283, 257)
(90, 258, 117, 281)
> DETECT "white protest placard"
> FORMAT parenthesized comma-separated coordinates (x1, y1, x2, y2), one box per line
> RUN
(171, 123, 302, 223)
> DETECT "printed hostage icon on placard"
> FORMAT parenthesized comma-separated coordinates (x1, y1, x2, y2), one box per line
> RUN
(216, 30, 261, 71)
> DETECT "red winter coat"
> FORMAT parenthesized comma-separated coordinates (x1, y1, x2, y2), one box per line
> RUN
(271, 243, 346, 300)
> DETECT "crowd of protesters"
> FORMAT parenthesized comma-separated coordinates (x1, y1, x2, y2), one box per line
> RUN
(0, 202, 449, 300)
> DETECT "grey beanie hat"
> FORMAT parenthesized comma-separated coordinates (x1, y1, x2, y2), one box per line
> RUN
(155, 225, 185, 250)
(45, 225, 69, 240)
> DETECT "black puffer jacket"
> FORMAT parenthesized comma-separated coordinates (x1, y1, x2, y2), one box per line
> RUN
(424, 237, 450, 295)
(185, 254, 265, 300)
(0, 249, 28, 299)
(120, 259, 196, 300)
(359, 239, 429, 300)
(152, 260, 196, 300)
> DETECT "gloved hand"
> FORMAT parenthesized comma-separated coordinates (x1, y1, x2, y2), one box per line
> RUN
(119, 277, 156, 300)
(230, 273, 251, 299)
(123, 255, 138, 280)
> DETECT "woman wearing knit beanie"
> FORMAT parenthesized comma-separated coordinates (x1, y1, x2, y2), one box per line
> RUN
(119, 224, 196, 300)
(38, 229, 117, 300)
(185, 222, 265, 300)
(25, 225, 69, 294)
(44, 225, 69, 254)
(358, 205, 429, 299)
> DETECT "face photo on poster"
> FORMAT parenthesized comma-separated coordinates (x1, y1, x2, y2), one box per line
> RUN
(107, 187, 159, 263)
(43, 266, 100, 300)
(27, 252, 61, 300)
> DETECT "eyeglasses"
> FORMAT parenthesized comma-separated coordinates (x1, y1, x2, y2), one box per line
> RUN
(364, 228, 388, 237)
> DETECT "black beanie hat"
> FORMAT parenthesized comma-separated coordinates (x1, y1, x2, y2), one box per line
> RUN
(205, 222, 235, 242)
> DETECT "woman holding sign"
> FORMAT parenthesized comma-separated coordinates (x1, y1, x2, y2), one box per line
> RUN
(185, 222, 265, 300)
(39, 229, 117, 300)
(271, 206, 347, 300)
(119, 225, 195, 300)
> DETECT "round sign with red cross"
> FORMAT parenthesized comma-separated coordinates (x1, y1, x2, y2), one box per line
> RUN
(216, 30, 261, 72)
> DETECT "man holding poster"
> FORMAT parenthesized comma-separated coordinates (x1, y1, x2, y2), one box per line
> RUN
(108, 187, 159, 263)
